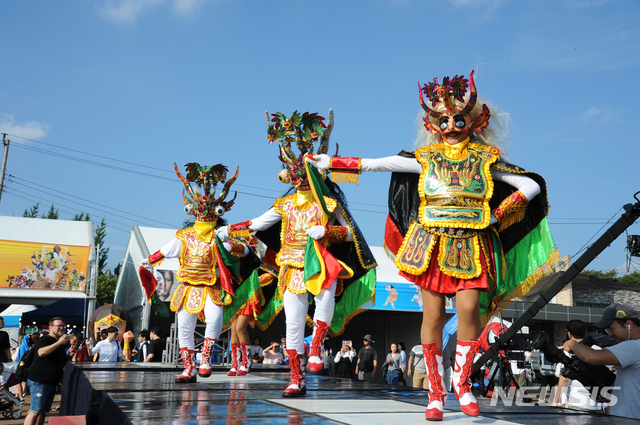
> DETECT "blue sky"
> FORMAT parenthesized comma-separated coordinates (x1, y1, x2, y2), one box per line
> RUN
(1, 0, 639, 276)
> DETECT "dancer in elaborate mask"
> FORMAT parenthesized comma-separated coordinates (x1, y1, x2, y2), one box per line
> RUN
(220, 110, 377, 397)
(310, 72, 558, 420)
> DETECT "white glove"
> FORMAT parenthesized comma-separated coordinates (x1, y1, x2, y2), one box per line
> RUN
(223, 242, 232, 252)
(305, 225, 326, 240)
(141, 258, 151, 270)
(216, 225, 230, 241)
(307, 154, 330, 171)
(489, 214, 498, 226)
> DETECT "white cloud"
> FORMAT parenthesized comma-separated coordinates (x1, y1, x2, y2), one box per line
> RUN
(98, 0, 213, 24)
(0, 114, 50, 141)
(581, 106, 621, 127)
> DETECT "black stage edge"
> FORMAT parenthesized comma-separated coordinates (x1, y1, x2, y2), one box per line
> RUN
(61, 362, 640, 424)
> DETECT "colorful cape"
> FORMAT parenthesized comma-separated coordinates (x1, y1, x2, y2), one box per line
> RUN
(384, 151, 560, 326)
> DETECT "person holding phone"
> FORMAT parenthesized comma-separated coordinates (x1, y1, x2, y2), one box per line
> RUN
(334, 340, 356, 378)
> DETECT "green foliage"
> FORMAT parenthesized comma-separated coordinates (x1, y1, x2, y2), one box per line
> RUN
(96, 270, 118, 306)
(41, 204, 59, 219)
(23, 202, 39, 217)
(583, 269, 619, 281)
(94, 217, 110, 275)
(583, 269, 640, 284)
(619, 272, 640, 285)
(72, 212, 91, 221)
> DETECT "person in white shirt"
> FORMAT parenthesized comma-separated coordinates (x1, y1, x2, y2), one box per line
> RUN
(89, 327, 123, 362)
(334, 341, 356, 378)
(249, 337, 264, 363)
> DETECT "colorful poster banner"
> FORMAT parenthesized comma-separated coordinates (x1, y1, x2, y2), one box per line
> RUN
(0, 240, 90, 291)
(374, 280, 455, 313)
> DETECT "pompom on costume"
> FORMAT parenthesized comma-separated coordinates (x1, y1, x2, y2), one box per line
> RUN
(309, 71, 559, 420)
(221, 110, 377, 397)
(142, 162, 260, 383)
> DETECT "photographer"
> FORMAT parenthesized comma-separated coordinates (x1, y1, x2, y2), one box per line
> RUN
(563, 303, 640, 420)
(553, 320, 605, 410)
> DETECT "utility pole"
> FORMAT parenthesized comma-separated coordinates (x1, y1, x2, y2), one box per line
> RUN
(0, 133, 9, 205)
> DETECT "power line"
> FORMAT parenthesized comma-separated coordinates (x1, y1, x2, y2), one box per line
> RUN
(3, 188, 132, 233)
(6, 177, 176, 229)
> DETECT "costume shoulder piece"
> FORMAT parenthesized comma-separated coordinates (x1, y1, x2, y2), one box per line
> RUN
(489, 161, 550, 254)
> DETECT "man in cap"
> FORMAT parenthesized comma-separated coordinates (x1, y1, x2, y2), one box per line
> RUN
(355, 335, 378, 382)
(563, 303, 640, 420)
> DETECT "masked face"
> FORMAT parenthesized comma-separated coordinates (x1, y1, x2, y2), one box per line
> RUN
(284, 164, 310, 190)
(436, 112, 472, 145)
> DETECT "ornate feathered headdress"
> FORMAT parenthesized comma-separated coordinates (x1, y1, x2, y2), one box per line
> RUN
(266, 109, 334, 189)
(174, 162, 238, 222)
(418, 70, 491, 135)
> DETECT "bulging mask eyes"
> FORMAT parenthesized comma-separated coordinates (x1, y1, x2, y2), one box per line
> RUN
(184, 204, 195, 215)
(454, 115, 466, 129)
(439, 117, 449, 130)
(214, 205, 226, 216)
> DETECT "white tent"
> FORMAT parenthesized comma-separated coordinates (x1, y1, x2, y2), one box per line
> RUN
(114, 226, 180, 334)
(0, 304, 37, 348)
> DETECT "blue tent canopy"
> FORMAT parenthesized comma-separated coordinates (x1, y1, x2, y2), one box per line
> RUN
(21, 298, 96, 325)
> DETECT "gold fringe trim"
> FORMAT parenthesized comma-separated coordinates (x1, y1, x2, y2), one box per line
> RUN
(480, 249, 562, 327)
(497, 206, 526, 232)
(230, 229, 252, 240)
(331, 172, 360, 185)
(328, 290, 376, 337)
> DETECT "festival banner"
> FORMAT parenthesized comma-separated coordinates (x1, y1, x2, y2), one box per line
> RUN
(0, 240, 90, 291)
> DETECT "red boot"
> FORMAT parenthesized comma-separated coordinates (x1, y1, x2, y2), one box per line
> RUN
(198, 338, 216, 377)
(307, 320, 330, 374)
(452, 339, 480, 417)
(282, 350, 306, 397)
(227, 343, 240, 376)
(423, 343, 446, 421)
(175, 348, 197, 383)
(237, 342, 251, 376)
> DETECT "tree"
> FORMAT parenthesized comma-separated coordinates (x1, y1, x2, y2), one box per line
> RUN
(41, 204, 59, 219)
(619, 272, 640, 285)
(96, 270, 118, 306)
(23, 202, 39, 217)
(94, 217, 110, 276)
(583, 269, 619, 281)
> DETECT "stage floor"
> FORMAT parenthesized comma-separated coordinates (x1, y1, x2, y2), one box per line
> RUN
(73, 363, 637, 424)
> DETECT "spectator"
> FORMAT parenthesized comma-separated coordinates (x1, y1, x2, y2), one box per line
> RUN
(563, 303, 640, 419)
(408, 344, 428, 390)
(0, 317, 11, 363)
(356, 335, 377, 382)
(89, 326, 123, 362)
(24, 317, 71, 425)
(136, 330, 150, 362)
(398, 341, 408, 386)
(334, 340, 356, 378)
(263, 341, 284, 364)
(146, 327, 165, 363)
(16, 333, 32, 364)
(278, 335, 289, 365)
(385, 343, 405, 385)
(250, 337, 264, 364)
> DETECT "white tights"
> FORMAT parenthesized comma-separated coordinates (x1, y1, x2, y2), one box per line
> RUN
(283, 280, 337, 353)
(176, 294, 223, 350)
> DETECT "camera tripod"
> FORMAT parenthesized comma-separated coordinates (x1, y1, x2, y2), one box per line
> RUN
(483, 339, 521, 397)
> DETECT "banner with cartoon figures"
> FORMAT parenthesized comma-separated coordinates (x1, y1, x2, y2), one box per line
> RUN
(0, 240, 90, 291)
(375, 280, 456, 313)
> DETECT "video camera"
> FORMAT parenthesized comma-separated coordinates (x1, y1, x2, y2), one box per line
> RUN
(531, 331, 616, 400)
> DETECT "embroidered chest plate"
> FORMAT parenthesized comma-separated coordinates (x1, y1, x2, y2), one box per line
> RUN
(416, 143, 498, 229)
(274, 195, 336, 267)
(176, 229, 217, 285)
